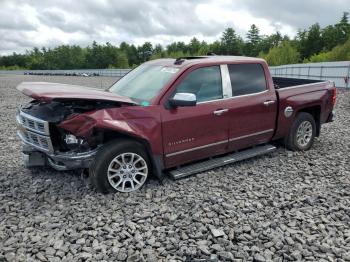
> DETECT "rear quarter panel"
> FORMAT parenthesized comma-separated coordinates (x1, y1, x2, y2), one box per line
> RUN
(273, 82, 334, 140)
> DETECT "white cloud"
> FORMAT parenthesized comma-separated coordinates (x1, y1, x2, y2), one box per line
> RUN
(0, 0, 348, 55)
(195, 3, 296, 38)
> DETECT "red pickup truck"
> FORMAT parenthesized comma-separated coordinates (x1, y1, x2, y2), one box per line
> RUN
(16, 56, 336, 193)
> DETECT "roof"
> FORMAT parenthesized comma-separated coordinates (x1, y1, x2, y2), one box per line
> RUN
(146, 56, 266, 68)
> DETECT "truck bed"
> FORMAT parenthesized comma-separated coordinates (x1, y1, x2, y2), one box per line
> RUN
(273, 77, 325, 89)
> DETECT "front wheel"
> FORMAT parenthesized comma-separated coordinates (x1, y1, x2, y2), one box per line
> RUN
(90, 140, 150, 193)
(285, 112, 316, 151)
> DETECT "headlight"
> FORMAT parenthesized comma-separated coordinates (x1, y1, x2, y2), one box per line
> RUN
(63, 134, 86, 150)
(64, 134, 80, 145)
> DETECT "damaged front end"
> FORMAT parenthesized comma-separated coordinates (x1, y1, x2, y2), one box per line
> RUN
(16, 99, 125, 171)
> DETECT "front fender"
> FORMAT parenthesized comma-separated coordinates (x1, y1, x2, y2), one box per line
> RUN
(58, 106, 163, 155)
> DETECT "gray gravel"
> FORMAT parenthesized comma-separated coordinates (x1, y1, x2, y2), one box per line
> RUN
(1, 75, 350, 261)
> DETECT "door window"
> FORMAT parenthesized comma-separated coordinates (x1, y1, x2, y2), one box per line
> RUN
(175, 66, 223, 103)
(228, 64, 267, 96)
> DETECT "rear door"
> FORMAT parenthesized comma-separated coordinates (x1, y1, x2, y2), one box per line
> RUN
(225, 63, 277, 151)
(160, 65, 231, 168)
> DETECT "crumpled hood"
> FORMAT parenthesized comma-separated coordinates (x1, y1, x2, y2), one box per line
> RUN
(17, 82, 137, 105)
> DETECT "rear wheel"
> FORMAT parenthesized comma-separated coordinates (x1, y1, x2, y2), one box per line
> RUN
(285, 112, 316, 151)
(90, 140, 150, 193)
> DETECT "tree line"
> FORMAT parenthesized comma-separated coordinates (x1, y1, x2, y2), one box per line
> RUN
(0, 12, 349, 70)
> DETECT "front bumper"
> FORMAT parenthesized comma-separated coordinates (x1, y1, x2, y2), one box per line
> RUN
(17, 108, 98, 171)
(21, 142, 99, 171)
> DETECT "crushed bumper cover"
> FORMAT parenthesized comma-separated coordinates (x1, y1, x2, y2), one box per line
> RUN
(21, 142, 98, 171)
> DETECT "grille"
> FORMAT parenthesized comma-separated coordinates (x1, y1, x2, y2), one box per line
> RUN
(22, 130, 52, 151)
(19, 112, 49, 135)
(17, 109, 53, 152)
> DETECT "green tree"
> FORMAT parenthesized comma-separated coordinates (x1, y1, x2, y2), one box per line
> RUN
(48, 45, 85, 69)
(208, 41, 222, 55)
(26, 47, 45, 69)
(120, 42, 139, 66)
(252, 32, 284, 55)
(138, 42, 153, 62)
(320, 13, 350, 52)
(335, 12, 350, 44)
(244, 24, 261, 56)
(220, 28, 243, 55)
(166, 42, 184, 53)
(247, 24, 260, 45)
(85, 41, 103, 68)
(151, 44, 165, 59)
(260, 41, 300, 66)
(165, 50, 187, 58)
(297, 23, 323, 59)
(307, 37, 350, 62)
(154, 44, 163, 55)
(116, 51, 129, 68)
(198, 41, 210, 55)
(188, 37, 201, 55)
(322, 25, 339, 51)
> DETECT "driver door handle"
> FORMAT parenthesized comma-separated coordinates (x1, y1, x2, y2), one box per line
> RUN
(263, 100, 276, 106)
(213, 109, 228, 116)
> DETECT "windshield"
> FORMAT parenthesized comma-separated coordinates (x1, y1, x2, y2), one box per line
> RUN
(109, 64, 179, 104)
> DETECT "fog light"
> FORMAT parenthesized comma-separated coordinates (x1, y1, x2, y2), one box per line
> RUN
(64, 134, 79, 144)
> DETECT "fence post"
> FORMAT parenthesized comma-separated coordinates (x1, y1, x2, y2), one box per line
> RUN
(347, 64, 350, 89)
(320, 66, 323, 80)
(307, 66, 310, 79)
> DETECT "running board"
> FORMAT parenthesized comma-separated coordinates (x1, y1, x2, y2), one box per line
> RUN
(168, 144, 276, 180)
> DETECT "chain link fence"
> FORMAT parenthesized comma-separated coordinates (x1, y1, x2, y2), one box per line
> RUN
(270, 61, 350, 88)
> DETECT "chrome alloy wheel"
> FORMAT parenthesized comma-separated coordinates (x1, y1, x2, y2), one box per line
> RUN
(296, 121, 313, 147)
(107, 153, 148, 192)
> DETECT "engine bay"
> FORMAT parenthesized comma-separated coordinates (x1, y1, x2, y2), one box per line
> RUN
(21, 99, 121, 123)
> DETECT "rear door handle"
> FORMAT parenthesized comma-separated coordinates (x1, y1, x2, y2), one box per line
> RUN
(263, 100, 276, 106)
(213, 109, 228, 116)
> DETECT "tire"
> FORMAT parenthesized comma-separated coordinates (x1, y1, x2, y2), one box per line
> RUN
(89, 139, 150, 193)
(285, 112, 316, 151)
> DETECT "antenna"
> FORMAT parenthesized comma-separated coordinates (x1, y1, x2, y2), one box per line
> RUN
(174, 58, 185, 65)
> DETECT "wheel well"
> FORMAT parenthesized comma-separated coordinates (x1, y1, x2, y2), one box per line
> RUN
(100, 129, 152, 157)
(96, 129, 164, 179)
(298, 106, 321, 136)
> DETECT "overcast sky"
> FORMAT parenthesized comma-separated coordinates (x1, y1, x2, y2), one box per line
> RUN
(0, 0, 348, 55)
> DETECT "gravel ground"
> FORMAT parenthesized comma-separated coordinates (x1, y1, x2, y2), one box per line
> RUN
(0, 75, 350, 262)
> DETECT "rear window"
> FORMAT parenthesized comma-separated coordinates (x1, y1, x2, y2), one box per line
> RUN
(228, 64, 267, 96)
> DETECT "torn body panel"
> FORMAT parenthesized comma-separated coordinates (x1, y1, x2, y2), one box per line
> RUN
(57, 105, 165, 180)
(58, 106, 163, 155)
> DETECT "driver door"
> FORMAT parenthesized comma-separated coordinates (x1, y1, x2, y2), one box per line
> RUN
(160, 65, 230, 168)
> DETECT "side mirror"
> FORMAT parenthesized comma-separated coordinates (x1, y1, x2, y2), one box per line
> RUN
(169, 93, 197, 107)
